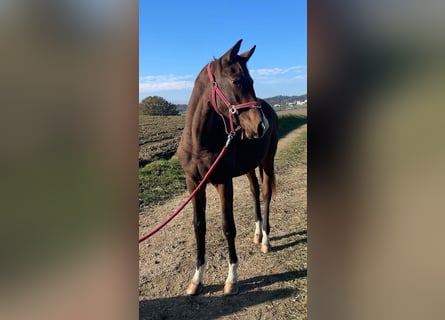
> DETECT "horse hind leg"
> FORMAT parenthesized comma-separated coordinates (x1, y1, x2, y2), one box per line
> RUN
(247, 169, 262, 245)
(260, 159, 276, 253)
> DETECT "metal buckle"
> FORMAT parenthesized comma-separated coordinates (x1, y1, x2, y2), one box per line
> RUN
(229, 105, 238, 114)
(225, 131, 236, 146)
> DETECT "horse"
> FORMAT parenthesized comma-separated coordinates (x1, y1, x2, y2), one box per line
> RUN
(177, 39, 279, 296)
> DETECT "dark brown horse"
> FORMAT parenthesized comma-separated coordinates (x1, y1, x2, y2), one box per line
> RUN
(177, 39, 278, 296)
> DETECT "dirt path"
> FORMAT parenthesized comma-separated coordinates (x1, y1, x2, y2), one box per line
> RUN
(139, 124, 307, 320)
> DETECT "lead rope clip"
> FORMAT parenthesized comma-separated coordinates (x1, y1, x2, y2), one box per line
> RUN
(225, 131, 235, 147)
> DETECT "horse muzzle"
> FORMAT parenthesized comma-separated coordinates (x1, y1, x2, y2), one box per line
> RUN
(243, 109, 269, 139)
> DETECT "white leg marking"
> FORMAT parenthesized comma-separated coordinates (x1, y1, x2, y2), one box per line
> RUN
(254, 221, 262, 244)
(191, 263, 206, 284)
(262, 230, 269, 246)
(255, 221, 262, 236)
(261, 229, 271, 253)
(225, 262, 238, 284)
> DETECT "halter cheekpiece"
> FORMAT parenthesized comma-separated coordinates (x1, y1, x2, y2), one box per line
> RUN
(206, 63, 261, 135)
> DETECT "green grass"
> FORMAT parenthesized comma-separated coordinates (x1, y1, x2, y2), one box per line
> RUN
(278, 114, 307, 138)
(276, 128, 307, 170)
(139, 156, 186, 207)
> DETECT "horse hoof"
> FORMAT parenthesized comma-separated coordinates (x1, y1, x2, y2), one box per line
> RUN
(253, 234, 262, 244)
(261, 243, 271, 253)
(186, 282, 203, 296)
(223, 282, 239, 296)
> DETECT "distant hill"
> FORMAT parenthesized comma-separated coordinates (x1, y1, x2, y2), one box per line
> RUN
(176, 104, 188, 112)
(263, 94, 307, 107)
(145, 94, 307, 113)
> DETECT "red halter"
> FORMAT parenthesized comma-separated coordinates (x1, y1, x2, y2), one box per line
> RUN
(206, 63, 261, 135)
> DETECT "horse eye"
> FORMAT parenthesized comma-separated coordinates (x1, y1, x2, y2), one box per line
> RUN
(232, 79, 241, 85)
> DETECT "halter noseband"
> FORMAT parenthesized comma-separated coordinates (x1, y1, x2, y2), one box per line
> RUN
(206, 63, 261, 135)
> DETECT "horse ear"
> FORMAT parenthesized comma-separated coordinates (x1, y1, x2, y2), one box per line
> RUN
(239, 45, 256, 62)
(222, 39, 243, 63)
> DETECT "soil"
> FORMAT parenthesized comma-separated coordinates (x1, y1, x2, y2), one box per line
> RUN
(138, 115, 185, 167)
(139, 116, 307, 319)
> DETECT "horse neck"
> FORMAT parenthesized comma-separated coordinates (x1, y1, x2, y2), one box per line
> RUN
(184, 100, 225, 153)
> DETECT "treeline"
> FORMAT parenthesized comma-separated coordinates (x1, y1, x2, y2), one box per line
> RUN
(139, 96, 180, 116)
(139, 94, 307, 116)
(263, 94, 307, 107)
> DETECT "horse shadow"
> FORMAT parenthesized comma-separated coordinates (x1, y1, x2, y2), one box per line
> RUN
(139, 269, 307, 320)
(270, 230, 307, 252)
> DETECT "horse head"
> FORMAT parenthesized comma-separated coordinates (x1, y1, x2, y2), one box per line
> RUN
(208, 39, 269, 139)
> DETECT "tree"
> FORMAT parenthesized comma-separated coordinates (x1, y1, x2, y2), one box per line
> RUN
(139, 96, 179, 116)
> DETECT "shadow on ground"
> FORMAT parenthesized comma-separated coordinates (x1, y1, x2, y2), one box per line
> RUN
(139, 269, 307, 320)
(271, 230, 307, 252)
(278, 114, 307, 138)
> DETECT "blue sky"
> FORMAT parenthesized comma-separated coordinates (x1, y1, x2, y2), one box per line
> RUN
(139, 0, 307, 104)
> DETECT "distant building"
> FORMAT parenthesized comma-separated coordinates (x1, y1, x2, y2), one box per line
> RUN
(296, 99, 307, 105)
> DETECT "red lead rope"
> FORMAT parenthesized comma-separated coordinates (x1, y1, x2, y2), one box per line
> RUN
(138, 133, 234, 243)
(139, 63, 259, 243)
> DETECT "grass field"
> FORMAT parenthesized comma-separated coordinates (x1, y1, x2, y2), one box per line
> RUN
(139, 112, 307, 208)
(138, 115, 184, 167)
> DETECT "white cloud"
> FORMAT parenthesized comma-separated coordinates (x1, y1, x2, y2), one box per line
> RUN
(139, 66, 307, 101)
(139, 74, 195, 92)
(250, 66, 306, 80)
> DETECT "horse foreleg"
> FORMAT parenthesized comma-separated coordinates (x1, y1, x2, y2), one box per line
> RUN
(246, 170, 262, 244)
(186, 179, 207, 296)
(261, 159, 276, 253)
(215, 182, 239, 296)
